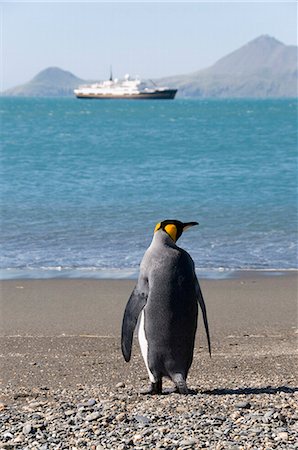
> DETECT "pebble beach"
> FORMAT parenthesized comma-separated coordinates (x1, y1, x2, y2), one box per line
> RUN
(1, 273, 297, 449)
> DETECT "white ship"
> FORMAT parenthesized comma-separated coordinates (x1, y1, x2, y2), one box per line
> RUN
(74, 71, 177, 100)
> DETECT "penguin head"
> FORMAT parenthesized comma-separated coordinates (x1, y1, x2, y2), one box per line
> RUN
(154, 219, 199, 242)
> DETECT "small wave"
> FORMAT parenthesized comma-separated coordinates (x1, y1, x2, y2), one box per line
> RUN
(0, 267, 296, 281)
(0, 267, 139, 280)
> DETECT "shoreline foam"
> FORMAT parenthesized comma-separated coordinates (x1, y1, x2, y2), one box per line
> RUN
(0, 267, 297, 281)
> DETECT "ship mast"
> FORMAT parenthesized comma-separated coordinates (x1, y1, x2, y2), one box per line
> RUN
(109, 66, 113, 81)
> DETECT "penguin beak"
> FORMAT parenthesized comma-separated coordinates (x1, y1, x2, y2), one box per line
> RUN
(182, 222, 199, 231)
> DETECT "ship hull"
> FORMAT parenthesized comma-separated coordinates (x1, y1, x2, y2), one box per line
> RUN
(75, 89, 177, 100)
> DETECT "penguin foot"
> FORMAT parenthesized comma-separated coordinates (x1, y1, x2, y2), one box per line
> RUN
(175, 384, 189, 395)
(141, 380, 162, 395)
(172, 374, 189, 395)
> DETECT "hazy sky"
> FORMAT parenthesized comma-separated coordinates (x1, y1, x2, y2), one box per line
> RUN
(1, 1, 297, 90)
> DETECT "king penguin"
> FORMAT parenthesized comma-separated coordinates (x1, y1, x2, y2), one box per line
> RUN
(121, 219, 211, 394)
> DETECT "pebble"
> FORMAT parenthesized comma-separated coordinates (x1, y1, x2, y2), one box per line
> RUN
(133, 433, 143, 442)
(78, 398, 97, 408)
(134, 414, 150, 425)
(235, 401, 251, 409)
(22, 422, 33, 434)
(13, 435, 24, 444)
(180, 438, 198, 446)
(277, 431, 289, 441)
(176, 406, 188, 413)
(3, 431, 13, 439)
(85, 411, 101, 421)
(249, 427, 262, 434)
(115, 412, 126, 421)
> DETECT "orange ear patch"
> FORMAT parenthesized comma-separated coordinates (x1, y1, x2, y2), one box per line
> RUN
(164, 224, 177, 242)
(154, 222, 161, 233)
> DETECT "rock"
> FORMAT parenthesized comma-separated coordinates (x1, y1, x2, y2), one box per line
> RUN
(116, 412, 126, 421)
(235, 401, 251, 409)
(276, 431, 289, 441)
(263, 409, 275, 422)
(179, 438, 198, 446)
(3, 432, 13, 440)
(64, 409, 76, 416)
(23, 423, 33, 434)
(134, 414, 150, 425)
(13, 435, 24, 444)
(78, 398, 97, 408)
(85, 411, 100, 421)
(116, 382, 125, 388)
(249, 427, 262, 434)
(176, 406, 188, 413)
(28, 401, 43, 409)
(133, 433, 143, 442)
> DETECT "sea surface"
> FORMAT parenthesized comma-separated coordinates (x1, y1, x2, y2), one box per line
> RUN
(1, 98, 297, 279)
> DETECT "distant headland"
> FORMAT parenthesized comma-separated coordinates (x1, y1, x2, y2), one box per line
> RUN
(3, 35, 297, 98)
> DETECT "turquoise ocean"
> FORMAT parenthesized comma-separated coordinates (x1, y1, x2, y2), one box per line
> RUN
(1, 98, 297, 279)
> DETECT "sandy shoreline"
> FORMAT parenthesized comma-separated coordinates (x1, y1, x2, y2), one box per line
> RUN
(0, 272, 297, 337)
(0, 273, 297, 448)
(1, 273, 297, 391)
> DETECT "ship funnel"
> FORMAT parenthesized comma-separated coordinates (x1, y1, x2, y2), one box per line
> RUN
(109, 66, 113, 81)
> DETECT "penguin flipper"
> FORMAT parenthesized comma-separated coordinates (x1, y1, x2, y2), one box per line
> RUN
(195, 278, 212, 357)
(121, 287, 148, 362)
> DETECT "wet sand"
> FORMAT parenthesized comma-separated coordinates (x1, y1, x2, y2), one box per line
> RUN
(1, 273, 297, 336)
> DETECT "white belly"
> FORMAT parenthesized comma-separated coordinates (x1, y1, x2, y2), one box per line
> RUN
(138, 310, 155, 383)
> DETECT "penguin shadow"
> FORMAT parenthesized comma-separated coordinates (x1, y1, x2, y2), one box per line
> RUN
(202, 385, 298, 396)
(140, 386, 198, 396)
(140, 386, 298, 396)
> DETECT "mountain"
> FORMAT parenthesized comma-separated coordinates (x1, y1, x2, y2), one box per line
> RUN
(3, 36, 298, 98)
(3, 67, 85, 97)
(157, 35, 298, 98)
